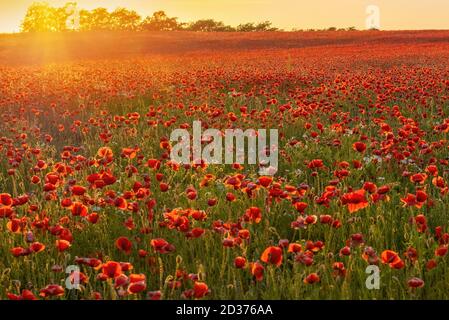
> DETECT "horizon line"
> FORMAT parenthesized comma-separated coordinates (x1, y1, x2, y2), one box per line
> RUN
(2, 28, 449, 35)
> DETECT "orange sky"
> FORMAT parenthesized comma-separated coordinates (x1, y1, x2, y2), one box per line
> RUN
(1, 0, 449, 33)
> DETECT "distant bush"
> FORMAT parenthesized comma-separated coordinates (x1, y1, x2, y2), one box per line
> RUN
(184, 19, 235, 32)
(236, 21, 278, 32)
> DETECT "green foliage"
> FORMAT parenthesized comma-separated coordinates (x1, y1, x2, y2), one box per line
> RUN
(141, 11, 180, 31)
(109, 8, 142, 31)
(21, 2, 77, 32)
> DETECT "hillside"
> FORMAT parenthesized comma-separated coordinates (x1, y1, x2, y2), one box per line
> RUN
(1, 30, 449, 65)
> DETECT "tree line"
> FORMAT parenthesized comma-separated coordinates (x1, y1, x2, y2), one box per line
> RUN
(21, 2, 281, 32)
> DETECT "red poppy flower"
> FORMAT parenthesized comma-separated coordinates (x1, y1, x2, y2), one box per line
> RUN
(304, 273, 320, 284)
(113, 274, 128, 287)
(305, 215, 317, 225)
(332, 262, 346, 277)
(319, 215, 333, 225)
(435, 245, 448, 257)
(145, 158, 160, 169)
(308, 159, 324, 170)
(150, 238, 175, 254)
(426, 165, 438, 177)
(55, 240, 71, 252)
(0, 193, 13, 206)
(250, 262, 264, 281)
(186, 188, 197, 200)
(7, 219, 24, 233)
(381, 250, 404, 269)
(207, 198, 217, 206)
(97, 147, 113, 162)
(71, 202, 88, 217)
(381, 250, 400, 264)
(31, 175, 41, 184)
(39, 284, 65, 298)
(288, 243, 302, 253)
(11, 246, 30, 257)
(340, 246, 351, 256)
(433, 176, 446, 188)
(101, 261, 122, 279)
(114, 197, 128, 210)
(60, 198, 73, 208)
(416, 190, 428, 203)
(8, 289, 37, 300)
(127, 281, 146, 294)
(234, 256, 247, 269)
(293, 201, 308, 213)
(116, 237, 132, 254)
(426, 259, 437, 270)
(258, 176, 273, 188)
(193, 282, 209, 299)
(147, 291, 162, 300)
(363, 182, 377, 193)
(30, 242, 45, 253)
(407, 277, 424, 288)
(305, 240, 325, 252)
(401, 193, 420, 208)
(236, 229, 249, 240)
(87, 213, 99, 224)
(245, 207, 262, 224)
(410, 173, 427, 184)
(341, 189, 369, 213)
(121, 147, 139, 159)
(0, 206, 14, 218)
(159, 182, 169, 192)
(21, 289, 37, 300)
(404, 247, 418, 263)
(127, 274, 146, 294)
(189, 227, 205, 238)
(278, 239, 289, 248)
(352, 142, 367, 153)
(413, 214, 427, 233)
(226, 193, 236, 202)
(71, 185, 86, 196)
(120, 262, 134, 272)
(261, 246, 283, 267)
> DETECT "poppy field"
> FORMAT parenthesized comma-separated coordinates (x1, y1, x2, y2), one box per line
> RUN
(1, 31, 449, 300)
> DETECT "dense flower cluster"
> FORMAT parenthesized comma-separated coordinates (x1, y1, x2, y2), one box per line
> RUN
(1, 31, 449, 299)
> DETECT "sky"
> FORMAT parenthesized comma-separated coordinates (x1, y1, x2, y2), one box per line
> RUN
(0, 0, 449, 33)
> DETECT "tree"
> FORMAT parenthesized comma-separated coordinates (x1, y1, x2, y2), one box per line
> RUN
(254, 21, 278, 31)
(86, 8, 111, 30)
(236, 22, 256, 32)
(78, 9, 92, 31)
(186, 19, 235, 32)
(141, 11, 180, 31)
(110, 8, 141, 31)
(237, 21, 278, 32)
(21, 2, 60, 32)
